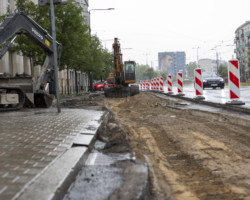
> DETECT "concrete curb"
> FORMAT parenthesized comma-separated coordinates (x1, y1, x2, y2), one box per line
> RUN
(17, 110, 111, 200)
(151, 91, 250, 128)
(149, 91, 250, 115)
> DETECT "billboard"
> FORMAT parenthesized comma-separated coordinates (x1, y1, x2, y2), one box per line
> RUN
(158, 51, 186, 76)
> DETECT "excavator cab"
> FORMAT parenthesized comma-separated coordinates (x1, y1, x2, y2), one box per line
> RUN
(124, 61, 136, 84)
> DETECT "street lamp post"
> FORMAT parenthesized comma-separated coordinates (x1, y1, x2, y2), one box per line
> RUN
(193, 47, 200, 68)
(211, 45, 221, 73)
(86, 8, 114, 92)
(88, 8, 114, 35)
(39, 0, 67, 113)
(49, 0, 62, 113)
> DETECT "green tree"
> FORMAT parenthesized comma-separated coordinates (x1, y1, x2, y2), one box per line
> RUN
(101, 49, 114, 80)
(186, 62, 197, 80)
(1, 0, 111, 77)
(248, 49, 250, 71)
(217, 64, 228, 78)
(135, 64, 152, 81)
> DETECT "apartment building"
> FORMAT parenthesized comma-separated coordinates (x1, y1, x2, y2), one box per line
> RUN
(0, 0, 89, 93)
(74, 0, 90, 27)
(235, 21, 250, 80)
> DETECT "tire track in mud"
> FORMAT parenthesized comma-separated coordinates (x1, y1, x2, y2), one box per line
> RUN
(105, 93, 250, 200)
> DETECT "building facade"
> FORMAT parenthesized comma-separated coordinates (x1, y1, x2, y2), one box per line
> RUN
(0, 0, 89, 94)
(199, 58, 217, 73)
(235, 21, 250, 81)
(74, 0, 90, 27)
(158, 51, 186, 77)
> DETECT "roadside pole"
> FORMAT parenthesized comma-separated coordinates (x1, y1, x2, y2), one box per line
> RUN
(50, 0, 61, 113)
(39, 0, 68, 113)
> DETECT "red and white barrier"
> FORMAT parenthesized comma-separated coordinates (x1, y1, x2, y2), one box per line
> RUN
(156, 77, 160, 91)
(140, 80, 142, 90)
(227, 60, 245, 105)
(153, 78, 156, 90)
(194, 68, 205, 100)
(167, 75, 173, 93)
(159, 77, 164, 91)
(146, 80, 150, 90)
(228, 60, 240, 99)
(177, 72, 184, 95)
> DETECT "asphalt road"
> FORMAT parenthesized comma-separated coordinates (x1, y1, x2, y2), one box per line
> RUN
(163, 85, 250, 108)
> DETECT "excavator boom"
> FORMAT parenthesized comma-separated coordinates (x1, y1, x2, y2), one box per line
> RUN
(0, 10, 62, 111)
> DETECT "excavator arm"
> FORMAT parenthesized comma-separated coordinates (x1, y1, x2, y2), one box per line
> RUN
(0, 9, 54, 52)
(0, 10, 62, 111)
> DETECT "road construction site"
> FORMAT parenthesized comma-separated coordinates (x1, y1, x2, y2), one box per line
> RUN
(103, 92, 250, 200)
(1, 91, 250, 200)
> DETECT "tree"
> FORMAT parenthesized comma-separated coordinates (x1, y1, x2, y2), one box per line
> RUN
(135, 64, 151, 81)
(248, 49, 250, 71)
(217, 64, 228, 78)
(1, 0, 111, 78)
(186, 62, 197, 80)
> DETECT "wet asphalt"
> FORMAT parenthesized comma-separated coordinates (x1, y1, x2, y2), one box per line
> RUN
(163, 85, 250, 108)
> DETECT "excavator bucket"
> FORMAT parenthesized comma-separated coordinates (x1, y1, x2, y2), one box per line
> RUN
(34, 91, 54, 108)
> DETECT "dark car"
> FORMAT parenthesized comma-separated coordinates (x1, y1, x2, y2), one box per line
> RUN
(202, 72, 225, 89)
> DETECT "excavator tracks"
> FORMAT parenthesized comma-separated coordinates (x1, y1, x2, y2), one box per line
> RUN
(0, 85, 25, 112)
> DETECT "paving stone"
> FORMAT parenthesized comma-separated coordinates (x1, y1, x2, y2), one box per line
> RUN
(0, 108, 104, 200)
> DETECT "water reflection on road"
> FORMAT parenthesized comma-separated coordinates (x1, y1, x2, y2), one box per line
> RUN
(163, 85, 250, 108)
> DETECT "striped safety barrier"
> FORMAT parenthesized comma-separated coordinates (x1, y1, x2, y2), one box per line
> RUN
(177, 72, 184, 95)
(226, 60, 245, 105)
(167, 75, 173, 93)
(153, 78, 156, 90)
(194, 68, 205, 100)
(159, 77, 164, 91)
(156, 77, 160, 91)
(146, 80, 150, 90)
(228, 60, 240, 99)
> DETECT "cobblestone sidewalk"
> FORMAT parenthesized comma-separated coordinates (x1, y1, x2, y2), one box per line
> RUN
(0, 108, 105, 200)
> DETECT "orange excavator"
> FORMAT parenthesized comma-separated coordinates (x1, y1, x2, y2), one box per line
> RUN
(104, 38, 139, 98)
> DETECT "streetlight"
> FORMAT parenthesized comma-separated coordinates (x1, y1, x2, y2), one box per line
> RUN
(88, 8, 115, 35)
(211, 45, 221, 73)
(193, 47, 200, 68)
(38, 0, 67, 113)
(143, 53, 150, 66)
(102, 39, 113, 49)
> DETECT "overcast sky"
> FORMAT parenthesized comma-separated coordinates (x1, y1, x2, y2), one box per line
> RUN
(89, 0, 250, 69)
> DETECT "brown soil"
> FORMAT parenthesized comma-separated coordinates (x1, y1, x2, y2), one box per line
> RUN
(104, 92, 250, 200)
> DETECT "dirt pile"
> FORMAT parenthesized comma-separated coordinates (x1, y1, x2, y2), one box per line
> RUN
(104, 92, 250, 200)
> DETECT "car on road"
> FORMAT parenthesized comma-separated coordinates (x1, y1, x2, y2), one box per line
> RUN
(94, 81, 116, 91)
(202, 72, 225, 89)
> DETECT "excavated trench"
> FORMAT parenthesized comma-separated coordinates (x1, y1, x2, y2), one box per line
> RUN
(62, 92, 250, 200)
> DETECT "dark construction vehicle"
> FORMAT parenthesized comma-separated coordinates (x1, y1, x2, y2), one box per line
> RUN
(104, 38, 139, 98)
(0, 10, 62, 111)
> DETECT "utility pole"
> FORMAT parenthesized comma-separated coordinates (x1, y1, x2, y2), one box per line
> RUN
(144, 53, 150, 66)
(38, 0, 67, 113)
(216, 51, 219, 73)
(211, 45, 221, 74)
(193, 47, 200, 68)
(50, 0, 60, 113)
